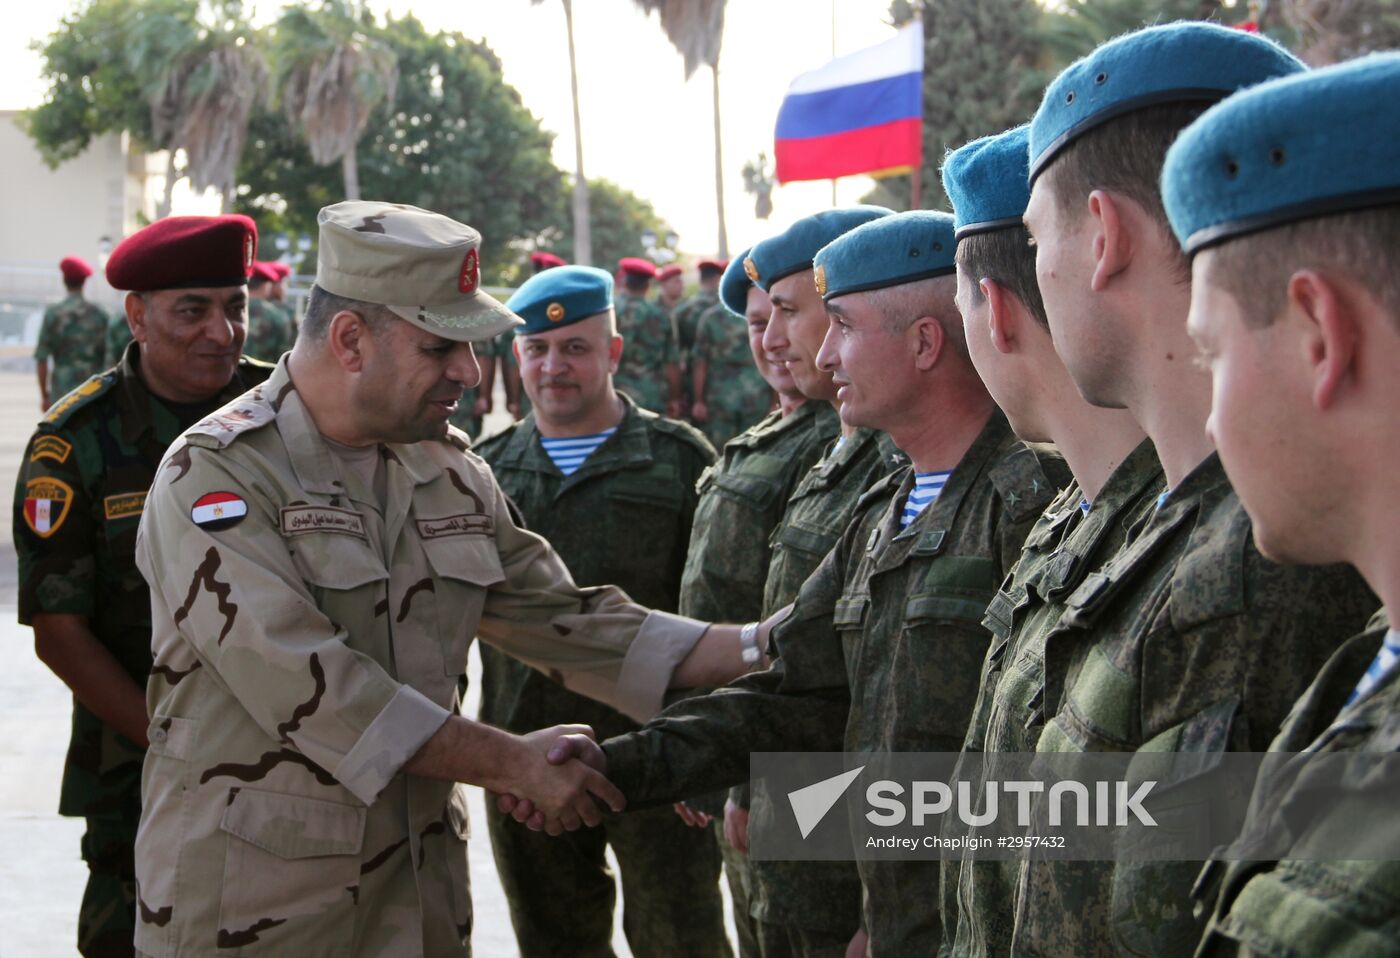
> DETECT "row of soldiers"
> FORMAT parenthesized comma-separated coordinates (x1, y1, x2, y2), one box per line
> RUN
(13, 19, 1398, 958)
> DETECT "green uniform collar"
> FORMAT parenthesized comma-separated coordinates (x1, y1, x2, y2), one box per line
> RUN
(116, 341, 254, 447)
(495, 392, 653, 479)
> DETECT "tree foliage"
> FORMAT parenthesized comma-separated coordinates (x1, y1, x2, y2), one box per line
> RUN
(1280, 0, 1400, 64)
(534, 177, 673, 283)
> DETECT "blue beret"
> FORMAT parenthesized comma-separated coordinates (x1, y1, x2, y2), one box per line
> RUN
(1029, 21, 1304, 183)
(813, 210, 957, 301)
(505, 265, 614, 335)
(1164, 53, 1400, 255)
(743, 206, 892, 291)
(720, 249, 754, 317)
(944, 126, 1031, 240)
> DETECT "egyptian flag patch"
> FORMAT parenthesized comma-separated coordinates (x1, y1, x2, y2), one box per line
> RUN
(23, 477, 74, 538)
(191, 491, 248, 531)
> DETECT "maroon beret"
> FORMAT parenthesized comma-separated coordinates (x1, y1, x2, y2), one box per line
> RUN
(657, 264, 682, 281)
(530, 251, 567, 270)
(698, 258, 729, 274)
(267, 261, 293, 281)
(250, 261, 280, 283)
(618, 257, 657, 278)
(106, 215, 257, 292)
(59, 256, 93, 285)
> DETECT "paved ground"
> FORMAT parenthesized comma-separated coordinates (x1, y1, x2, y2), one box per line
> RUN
(0, 364, 736, 957)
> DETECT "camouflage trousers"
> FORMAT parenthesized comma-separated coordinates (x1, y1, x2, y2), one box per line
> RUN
(79, 813, 137, 958)
(485, 801, 731, 957)
(755, 919, 854, 958)
(719, 825, 761, 958)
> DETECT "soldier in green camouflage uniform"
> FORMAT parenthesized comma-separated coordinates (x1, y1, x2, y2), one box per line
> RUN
(669, 260, 723, 417)
(495, 328, 530, 420)
(245, 268, 296, 363)
(614, 259, 677, 413)
(104, 313, 134, 370)
(690, 299, 774, 448)
(1155, 55, 1400, 958)
(35, 257, 109, 410)
(935, 125, 1166, 957)
(474, 264, 726, 957)
(15, 217, 271, 958)
(1003, 25, 1376, 956)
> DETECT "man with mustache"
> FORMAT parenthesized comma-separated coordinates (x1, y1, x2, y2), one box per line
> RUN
(14, 215, 274, 958)
(473, 265, 727, 957)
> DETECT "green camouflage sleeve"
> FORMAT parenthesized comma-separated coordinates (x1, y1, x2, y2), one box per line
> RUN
(15, 425, 97, 622)
(105, 315, 134, 369)
(34, 307, 58, 362)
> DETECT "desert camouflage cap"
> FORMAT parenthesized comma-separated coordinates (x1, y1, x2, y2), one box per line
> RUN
(316, 200, 522, 341)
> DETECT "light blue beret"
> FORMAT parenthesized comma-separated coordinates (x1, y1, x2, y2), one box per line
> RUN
(1029, 21, 1304, 182)
(743, 206, 892, 291)
(506, 265, 614, 335)
(1164, 52, 1400, 254)
(813, 210, 957, 301)
(944, 125, 1031, 240)
(720, 248, 754, 317)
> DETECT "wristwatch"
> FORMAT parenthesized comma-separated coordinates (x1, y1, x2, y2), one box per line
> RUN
(739, 621, 762, 666)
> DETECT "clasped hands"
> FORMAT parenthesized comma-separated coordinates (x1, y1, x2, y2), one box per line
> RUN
(494, 724, 614, 835)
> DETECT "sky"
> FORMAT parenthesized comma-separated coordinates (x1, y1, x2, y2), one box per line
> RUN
(5, 0, 905, 261)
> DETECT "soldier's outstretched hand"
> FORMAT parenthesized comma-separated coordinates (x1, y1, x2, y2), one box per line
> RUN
(498, 728, 612, 832)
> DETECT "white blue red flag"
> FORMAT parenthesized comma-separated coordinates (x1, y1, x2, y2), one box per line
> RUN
(774, 22, 924, 184)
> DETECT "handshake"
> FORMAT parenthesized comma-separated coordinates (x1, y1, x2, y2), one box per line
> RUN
(492, 724, 616, 835)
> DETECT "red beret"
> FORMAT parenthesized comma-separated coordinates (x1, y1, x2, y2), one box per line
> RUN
(618, 257, 657, 278)
(250, 261, 280, 283)
(698, 259, 729, 274)
(106, 215, 257, 292)
(59, 256, 93, 284)
(657, 265, 683, 281)
(530, 251, 567, 269)
(266, 261, 293, 281)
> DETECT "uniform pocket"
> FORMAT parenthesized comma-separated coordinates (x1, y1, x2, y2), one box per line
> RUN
(421, 536, 505, 676)
(217, 787, 365, 955)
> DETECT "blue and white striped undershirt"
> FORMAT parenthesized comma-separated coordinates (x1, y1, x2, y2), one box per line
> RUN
(540, 428, 617, 477)
(901, 471, 952, 529)
(1344, 628, 1400, 710)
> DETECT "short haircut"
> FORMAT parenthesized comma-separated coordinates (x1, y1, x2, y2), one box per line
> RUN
(863, 274, 967, 358)
(956, 226, 1048, 328)
(63, 280, 84, 292)
(623, 273, 650, 294)
(299, 284, 396, 342)
(698, 265, 724, 281)
(1203, 205, 1400, 328)
(248, 275, 269, 291)
(1039, 101, 1210, 277)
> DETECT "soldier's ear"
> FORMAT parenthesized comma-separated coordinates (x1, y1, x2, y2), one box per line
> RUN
(608, 334, 623, 372)
(327, 309, 369, 373)
(124, 292, 147, 343)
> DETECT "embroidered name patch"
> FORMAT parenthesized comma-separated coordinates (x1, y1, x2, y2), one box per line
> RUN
(23, 477, 73, 538)
(416, 513, 493, 539)
(280, 504, 367, 539)
(104, 491, 147, 521)
(191, 492, 248, 531)
(31, 435, 73, 464)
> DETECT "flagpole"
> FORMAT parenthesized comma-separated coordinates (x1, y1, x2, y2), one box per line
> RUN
(830, 0, 837, 208)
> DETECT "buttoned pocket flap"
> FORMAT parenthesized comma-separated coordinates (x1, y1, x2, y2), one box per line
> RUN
(421, 535, 506, 588)
(772, 520, 838, 559)
(288, 531, 388, 591)
(711, 469, 783, 509)
(146, 714, 196, 761)
(220, 788, 365, 860)
(833, 594, 869, 629)
(607, 476, 684, 510)
(905, 556, 999, 624)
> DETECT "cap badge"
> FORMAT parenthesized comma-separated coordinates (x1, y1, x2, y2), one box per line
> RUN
(814, 264, 827, 297)
(743, 257, 760, 282)
(546, 302, 566, 322)
(458, 248, 480, 294)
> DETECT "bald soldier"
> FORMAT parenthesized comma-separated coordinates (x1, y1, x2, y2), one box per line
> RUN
(35, 255, 109, 410)
(14, 216, 273, 958)
(1158, 55, 1400, 957)
(474, 266, 727, 957)
(131, 201, 757, 957)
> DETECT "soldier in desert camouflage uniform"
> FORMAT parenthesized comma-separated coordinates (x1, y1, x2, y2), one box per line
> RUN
(132, 201, 756, 958)
(15, 216, 271, 958)
(475, 265, 726, 957)
(1003, 25, 1376, 957)
(35, 256, 109, 409)
(1156, 54, 1400, 958)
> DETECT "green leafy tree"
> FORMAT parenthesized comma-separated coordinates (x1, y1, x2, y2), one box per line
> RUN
(532, 177, 674, 283)
(1280, 0, 1400, 64)
(237, 14, 567, 286)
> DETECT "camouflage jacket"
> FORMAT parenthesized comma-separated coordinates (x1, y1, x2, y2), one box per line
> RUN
(603, 413, 1068, 955)
(132, 358, 711, 957)
(1012, 453, 1378, 958)
(35, 292, 109, 402)
(244, 298, 296, 364)
(104, 312, 134, 370)
(749, 425, 905, 935)
(614, 291, 675, 413)
(691, 301, 774, 448)
(679, 400, 841, 625)
(671, 288, 719, 360)
(943, 438, 1164, 958)
(474, 395, 715, 741)
(1193, 608, 1397, 958)
(14, 344, 271, 821)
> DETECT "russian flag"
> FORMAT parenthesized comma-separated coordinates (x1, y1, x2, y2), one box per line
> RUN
(774, 23, 924, 184)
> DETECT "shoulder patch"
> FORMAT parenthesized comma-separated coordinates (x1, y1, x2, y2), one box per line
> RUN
(30, 434, 73, 464)
(42, 372, 117, 427)
(23, 476, 75, 537)
(191, 492, 249, 530)
(989, 442, 1067, 523)
(650, 415, 717, 458)
(185, 398, 276, 449)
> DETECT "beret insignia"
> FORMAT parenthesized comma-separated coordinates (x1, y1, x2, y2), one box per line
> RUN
(546, 302, 566, 322)
(814, 264, 827, 297)
(743, 257, 760, 282)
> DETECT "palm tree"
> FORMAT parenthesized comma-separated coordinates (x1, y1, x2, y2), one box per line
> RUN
(272, 1, 398, 201)
(632, 0, 728, 258)
(532, 0, 592, 265)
